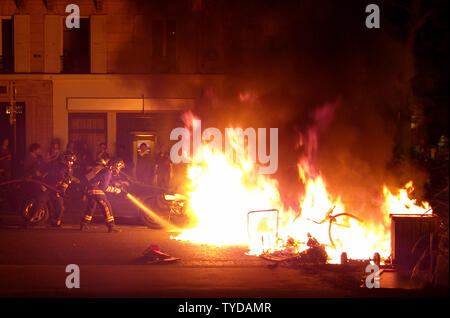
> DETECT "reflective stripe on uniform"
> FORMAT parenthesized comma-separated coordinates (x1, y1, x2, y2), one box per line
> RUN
(84, 215, 93, 221)
(100, 200, 110, 215)
(88, 189, 104, 195)
(99, 200, 114, 223)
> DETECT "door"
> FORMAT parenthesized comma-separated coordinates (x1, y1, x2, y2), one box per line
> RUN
(130, 133, 157, 180)
(0, 102, 26, 173)
(68, 113, 107, 162)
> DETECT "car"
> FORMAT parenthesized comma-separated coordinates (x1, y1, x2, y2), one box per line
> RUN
(17, 178, 188, 229)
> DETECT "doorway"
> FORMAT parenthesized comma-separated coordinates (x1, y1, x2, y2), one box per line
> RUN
(68, 112, 107, 162)
(116, 113, 158, 179)
(0, 102, 26, 172)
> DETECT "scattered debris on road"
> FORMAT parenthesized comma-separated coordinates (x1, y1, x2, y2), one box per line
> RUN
(261, 233, 328, 267)
(142, 244, 180, 264)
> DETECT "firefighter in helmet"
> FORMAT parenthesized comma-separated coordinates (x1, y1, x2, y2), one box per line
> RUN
(80, 158, 125, 233)
(31, 152, 76, 227)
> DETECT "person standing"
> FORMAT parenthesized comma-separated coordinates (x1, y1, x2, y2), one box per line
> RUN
(0, 138, 12, 181)
(136, 143, 153, 184)
(66, 140, 76, 155)
(96, 142, 110, 165)
(25, 143, 46, 180)
(78, 142, 93, 175)
(47, 139, 62, 165)
(154, 144, 172, 189)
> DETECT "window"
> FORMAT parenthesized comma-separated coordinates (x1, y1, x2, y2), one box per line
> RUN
(166, 20, 176, 65)
(152, 20, 163, 58)
(151, 19, 177, 72)
(0, 18, 14, 73)
(68, 113, 107, 158)
(62, 18, 90, 73)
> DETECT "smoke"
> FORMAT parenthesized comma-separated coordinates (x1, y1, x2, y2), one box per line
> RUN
(118, 0, 430, 217)
(192, 0, 429, 219)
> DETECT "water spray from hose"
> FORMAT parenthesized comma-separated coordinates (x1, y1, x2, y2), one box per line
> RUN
(125, 192, 180, 231)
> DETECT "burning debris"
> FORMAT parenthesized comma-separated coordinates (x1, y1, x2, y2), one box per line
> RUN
(260, 233, 328, 267)
(299, 233, 329, 264)
(142, 244, 180, 265)
(170, 113, 436, 267)
(306, 206, 363, 248)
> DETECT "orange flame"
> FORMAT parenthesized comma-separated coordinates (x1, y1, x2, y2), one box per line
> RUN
(172, 115, 433, 264)
(382, 181, 433, 221)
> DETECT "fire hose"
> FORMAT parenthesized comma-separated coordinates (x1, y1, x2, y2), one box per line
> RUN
(1, 178, 179, 230)
(110, 182, 181, 230)
(0, 178, 62, 193)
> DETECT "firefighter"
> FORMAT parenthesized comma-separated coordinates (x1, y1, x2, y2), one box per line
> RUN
(39, 152, 76, 227)
(22, 144, 47, 226)
(80, 158, 125, 233)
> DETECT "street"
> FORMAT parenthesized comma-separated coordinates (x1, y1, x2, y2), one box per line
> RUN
(0, 213, 446, 298)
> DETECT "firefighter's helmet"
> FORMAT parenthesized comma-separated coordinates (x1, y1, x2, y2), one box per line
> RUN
(61, 152, 77, 167)
(108, 158, 125, 174)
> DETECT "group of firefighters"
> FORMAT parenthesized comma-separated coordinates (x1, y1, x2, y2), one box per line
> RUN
(0, 140, 133, 233)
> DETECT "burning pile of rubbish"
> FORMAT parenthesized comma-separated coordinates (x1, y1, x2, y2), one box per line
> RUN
(259, 233, 329, 266)
(169, 112, 435, 267)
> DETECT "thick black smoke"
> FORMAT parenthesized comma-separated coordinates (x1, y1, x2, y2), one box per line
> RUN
(122, 0, 445, 218)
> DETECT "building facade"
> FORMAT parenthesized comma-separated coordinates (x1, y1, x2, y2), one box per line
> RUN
(0, 0, 225, 170)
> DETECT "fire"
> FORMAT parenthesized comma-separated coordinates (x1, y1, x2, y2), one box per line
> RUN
(382, 181, 433, 218)
(174, 145, 288, 248)
(172, 115, 433, 264)
(287, 165, 391, 263)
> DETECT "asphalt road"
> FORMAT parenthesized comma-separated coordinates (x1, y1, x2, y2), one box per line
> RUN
(0, 214, 447, 298)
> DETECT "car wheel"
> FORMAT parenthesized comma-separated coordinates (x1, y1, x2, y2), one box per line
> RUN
(23, 200, 49, 225)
